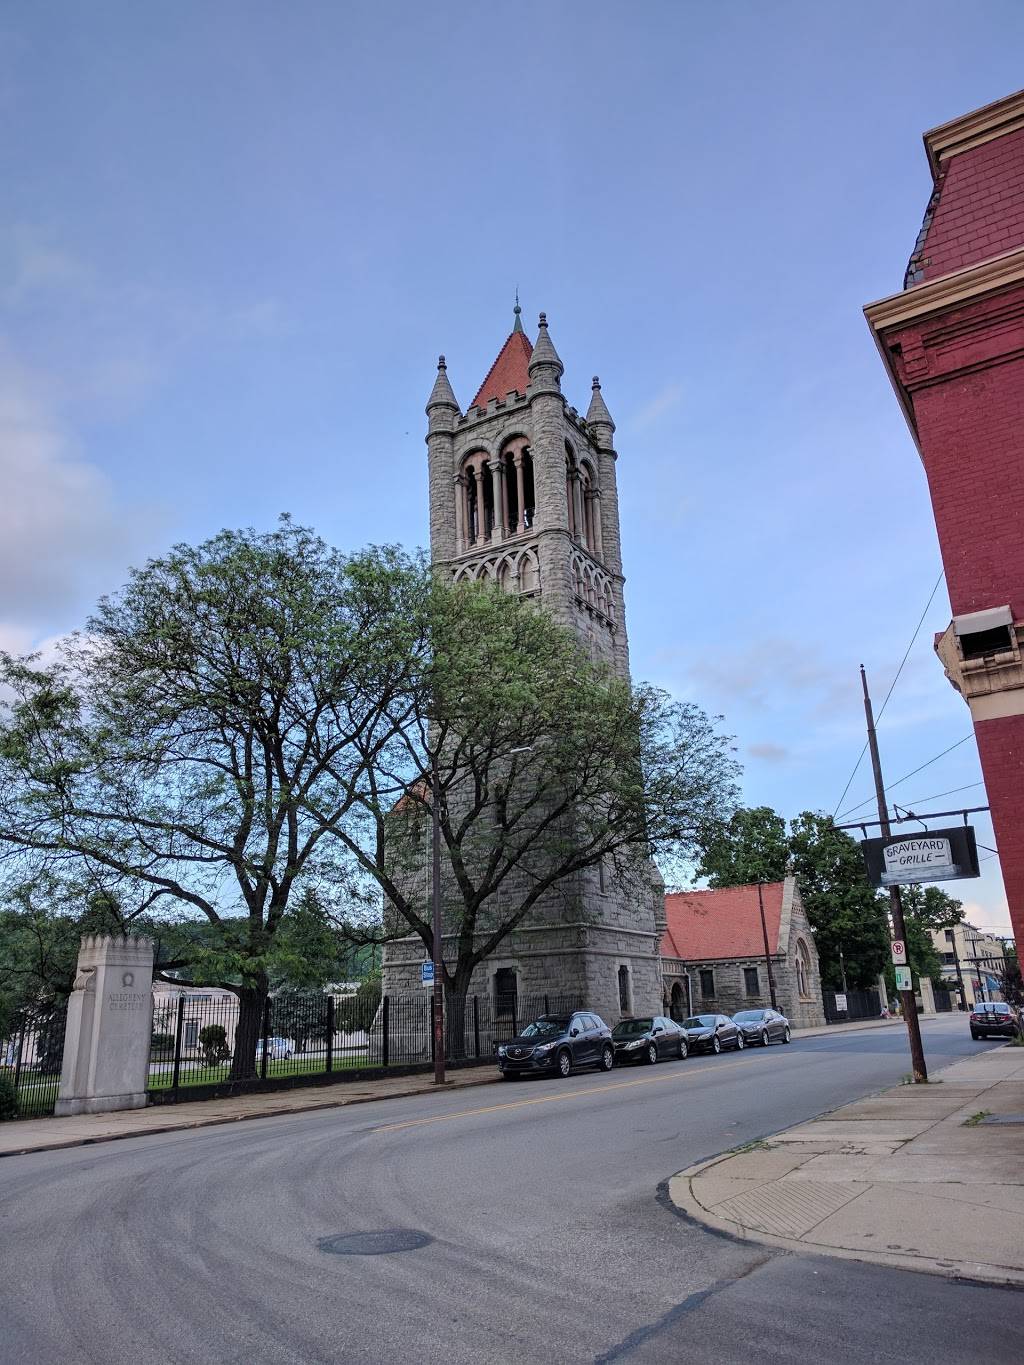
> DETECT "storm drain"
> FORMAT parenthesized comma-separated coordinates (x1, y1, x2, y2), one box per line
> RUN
(317, 1230, 433, 1256)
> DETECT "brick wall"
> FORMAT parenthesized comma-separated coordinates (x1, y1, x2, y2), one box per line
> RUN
(973, 713, 1024, 937)
(912, 127, 1024, 282)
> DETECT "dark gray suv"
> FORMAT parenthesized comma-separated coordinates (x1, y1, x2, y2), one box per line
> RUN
(497, 1012, 614, 1079)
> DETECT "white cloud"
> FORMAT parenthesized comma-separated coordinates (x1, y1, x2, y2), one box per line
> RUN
(0, 343, 135, 635)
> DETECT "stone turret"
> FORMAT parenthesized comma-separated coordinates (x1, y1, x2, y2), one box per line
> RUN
(426, 355, 461, 564)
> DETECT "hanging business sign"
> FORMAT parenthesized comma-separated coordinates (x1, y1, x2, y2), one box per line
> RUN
(861, 825, 980, 887)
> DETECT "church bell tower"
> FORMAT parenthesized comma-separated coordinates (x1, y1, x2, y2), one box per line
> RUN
(426, 305, 630, 676)
(382, 306, 665, 1026)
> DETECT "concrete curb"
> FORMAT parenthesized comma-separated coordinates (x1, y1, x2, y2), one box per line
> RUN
(666, 1154, 1024, 1288)
(0, 1072, 502, 1160)
(667, 1044, 1024, 1289)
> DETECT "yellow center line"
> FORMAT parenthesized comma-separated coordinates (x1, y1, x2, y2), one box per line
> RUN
(375, 1056, 760, 1134)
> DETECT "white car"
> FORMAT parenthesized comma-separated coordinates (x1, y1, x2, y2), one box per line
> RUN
(255, 1036, 293, 1060)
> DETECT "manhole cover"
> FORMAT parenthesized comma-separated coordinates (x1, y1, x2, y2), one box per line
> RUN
(317, 1230, 433, 1256)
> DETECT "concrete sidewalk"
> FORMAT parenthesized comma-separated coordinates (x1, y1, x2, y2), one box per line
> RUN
(670, 1043, 1024, 1286)
(0, 1013, 901, 1160)
(0, 1067, 499, 1159)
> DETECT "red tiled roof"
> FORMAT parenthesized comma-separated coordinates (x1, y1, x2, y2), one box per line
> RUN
(660, 882, 785, 961)
(469, 329, 533, 410)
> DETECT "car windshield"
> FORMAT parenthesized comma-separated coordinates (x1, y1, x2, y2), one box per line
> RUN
(683, 1016, 717, 1029)
(613, 1019, 654, 1037)
(520, 1017, 569, 1038)
(733, 1011, 766, 1022)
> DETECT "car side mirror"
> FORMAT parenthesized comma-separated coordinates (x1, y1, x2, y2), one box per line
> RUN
(653, 1026, 663, 1034)
(570, 1027, 579, 1037)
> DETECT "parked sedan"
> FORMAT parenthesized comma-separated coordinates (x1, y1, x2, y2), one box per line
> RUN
(969, 1002, 1020, 1040)
(732, 1008, 791, 1047)
(681, 1013, 744, 1054)
(612, 1016, 688, 1065)
(497, 1012, 614, 1079)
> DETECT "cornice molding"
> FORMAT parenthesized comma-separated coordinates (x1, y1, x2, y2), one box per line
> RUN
(924, 88, 1024, 177)
(864, 246, 1024, 334)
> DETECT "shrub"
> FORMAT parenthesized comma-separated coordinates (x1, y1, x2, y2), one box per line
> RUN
(150, 1030, 175, 1057)
(0, 1074, 17, 1121)
(198, 1024, 231, 1066)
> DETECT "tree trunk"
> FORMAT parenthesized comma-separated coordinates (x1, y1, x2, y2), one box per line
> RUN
(230, 984, 267, 1081)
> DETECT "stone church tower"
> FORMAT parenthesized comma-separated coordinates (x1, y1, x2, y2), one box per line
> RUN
(381, 307, 665, 1025)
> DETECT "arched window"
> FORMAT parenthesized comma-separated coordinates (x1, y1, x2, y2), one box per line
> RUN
(565, 442, 582, 542)
(796, 939, 812, 999)
(460, 451, 498, 547)
(502, 438, 534, 535)
(670, 981, 686, 1022)
(617, 964, 631, 1014)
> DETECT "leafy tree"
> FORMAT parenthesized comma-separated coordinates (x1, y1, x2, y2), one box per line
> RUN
(698, 806, 789, 887)
(269, 987, 329, 1054)
(696, 806, 891, 989)
(892, 885, 963, 990)
(0, 521, 416, 1080)
(996, 946, 1023, 1009)
(334, 576, 740, 1017)
(335, 973, 382, 1035)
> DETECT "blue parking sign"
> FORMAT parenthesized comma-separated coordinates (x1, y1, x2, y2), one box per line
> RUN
(421, 961, 435, 986)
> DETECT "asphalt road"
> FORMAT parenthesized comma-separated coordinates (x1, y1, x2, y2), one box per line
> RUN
(1, 1015, 1019, 1364)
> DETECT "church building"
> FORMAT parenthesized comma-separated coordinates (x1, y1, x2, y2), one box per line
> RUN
(380, 307, 666, 1026)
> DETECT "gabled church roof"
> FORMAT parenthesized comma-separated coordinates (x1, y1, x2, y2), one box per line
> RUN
(469, 309, 533, 410)
(661, 881, 786, 961)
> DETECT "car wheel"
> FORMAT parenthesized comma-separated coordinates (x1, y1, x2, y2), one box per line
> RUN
(970, 1030, 979, 1040)
(712, 1035, 721, 1055)
(600, 1044, 614, 1072)
(646, 1042, 658, 1065)
(678, 1038, 688, 1060)
(782, 1027, 791, 1044)
(558, 1049, 572, 1078)
(736, 1033, 745, 1050)
(761, 1030, 770, 1047)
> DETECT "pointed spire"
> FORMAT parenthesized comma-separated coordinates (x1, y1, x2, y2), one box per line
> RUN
(527, 311, 563, 382)
(586, 375, 615, 432)
(426, 354, 460, 413)
(512, 289, 523, 333)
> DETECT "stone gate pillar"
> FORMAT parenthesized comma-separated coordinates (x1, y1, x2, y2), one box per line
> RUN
(55, 934, 154, 1117)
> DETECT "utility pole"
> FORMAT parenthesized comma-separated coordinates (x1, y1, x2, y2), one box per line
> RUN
(431, 750, 445, 1085)
(861, 666, 928, 1082)
(757, 882, 778, 1009)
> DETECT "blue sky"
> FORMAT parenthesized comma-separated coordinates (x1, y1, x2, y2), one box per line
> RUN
(3, 2, 1022, 931)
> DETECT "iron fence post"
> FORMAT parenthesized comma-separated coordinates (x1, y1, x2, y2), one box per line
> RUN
(382, 994, 390, 1069)
(512, 1000, 518, 1039)
(544, 994, 549, 1014)
(13, 1018, 26, 1090)
(260, 997, 271, 1081)
(171, 994, 185, 1094)
(326, 995, 334, 1074)
(473, 995, 480, 1059)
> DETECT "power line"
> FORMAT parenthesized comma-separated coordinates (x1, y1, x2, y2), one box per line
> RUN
(836, 734, 974, 821)
(891, 780, 985, 810)
(831, 568, 946, 817)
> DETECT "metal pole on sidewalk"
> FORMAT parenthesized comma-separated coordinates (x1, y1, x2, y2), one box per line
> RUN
(431, 749, 445, 1086)
(757, 882, 778, 1009)
(861, 665, 928, 1082)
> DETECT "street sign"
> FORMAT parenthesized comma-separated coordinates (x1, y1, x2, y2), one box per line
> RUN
(894, 965, 913, 993)
(891, 940, 907, 965)
(421, 961, 435, 987)
(861, 825, 980, 886)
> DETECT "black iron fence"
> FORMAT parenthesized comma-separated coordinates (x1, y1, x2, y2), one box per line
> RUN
(147, 989, 585, 1101)
(0, 1003, 69, 1119)
(823, 987, 881, 1024)
(932, 984, 954, 1012)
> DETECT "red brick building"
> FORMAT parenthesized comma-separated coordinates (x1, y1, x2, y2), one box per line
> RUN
(865, 89, 1024, 949)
